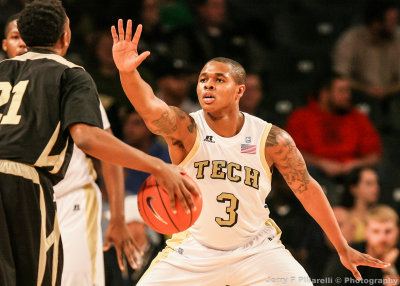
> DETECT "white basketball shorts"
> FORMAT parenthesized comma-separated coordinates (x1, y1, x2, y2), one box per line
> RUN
(56, 182, 104, 286)
(138, 219, 312, 286)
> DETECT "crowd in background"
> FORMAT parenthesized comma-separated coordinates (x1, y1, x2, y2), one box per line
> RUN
(2, 0, 400, 285)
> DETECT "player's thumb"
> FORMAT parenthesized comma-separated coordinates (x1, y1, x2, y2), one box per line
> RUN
(137, 51, 150, 66)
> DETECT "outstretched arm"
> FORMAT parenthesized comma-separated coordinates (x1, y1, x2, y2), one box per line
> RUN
(69, 123, 199, 213)
(111, 19, 195, 160)
(265, 125, 390, 280)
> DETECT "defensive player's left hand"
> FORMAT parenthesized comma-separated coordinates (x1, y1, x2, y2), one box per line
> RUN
(103, 220, 143, 270)
(339, 245, 391, 280)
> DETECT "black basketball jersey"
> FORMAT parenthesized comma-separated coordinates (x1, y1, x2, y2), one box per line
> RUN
(0, 49, 103, 183)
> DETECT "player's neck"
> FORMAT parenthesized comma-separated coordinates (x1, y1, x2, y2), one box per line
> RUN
(28, 46, 63, 56)
(204, 110, 244, 137)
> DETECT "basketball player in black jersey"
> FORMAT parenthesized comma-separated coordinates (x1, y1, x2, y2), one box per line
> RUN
(0, 1, 198, 285)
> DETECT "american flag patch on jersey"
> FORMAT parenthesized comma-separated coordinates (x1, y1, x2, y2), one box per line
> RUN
(241, 144, 256, 154)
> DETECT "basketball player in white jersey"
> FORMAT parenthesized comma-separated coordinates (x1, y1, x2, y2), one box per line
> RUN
(111, 20, 390, 285)
(54, 104, 124, 286)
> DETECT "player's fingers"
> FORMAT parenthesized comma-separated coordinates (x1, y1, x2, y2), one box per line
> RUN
(183, 175, 200, 197)
(118, 19, 125, 41)
(124, 241, 139, 269)
(167, 191, 177, 214)
(111, 25, 118, 44)
(103, 241, 111, 252)
(136, 51, 151, 65)
(350, 267, 362, 281)
(132, 24, 143, 46)
(180, 184, 197, 211)
(357, 255, 390, 268)
(175, 186, 191, 214)
(125, 19, 133, 41)
(115, 246, 125, 271)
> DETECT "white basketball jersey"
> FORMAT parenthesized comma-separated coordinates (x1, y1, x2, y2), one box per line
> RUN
(180, 110, 274, 250)
(54, 103, 110, 198)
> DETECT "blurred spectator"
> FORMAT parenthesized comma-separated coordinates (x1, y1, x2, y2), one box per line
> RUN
(2, 13, 27, 59)
(136, 0, 175, 83)
(333, 0, 400, 133)
(239, 73, 268, 120)
(301, 206, 356, 281)
(286, 72, 382, 204)
(340, 167, 380, 243)
(159, 0, 194, 30)
(169, 0, 267, 74)
(86, 29, 129, 138)
(333, 0, 400, 99)
(123, 109, 170, 195)
(104, 195, 164, 286)
(322, 205, 399, 286)
(156, 58, 200, 113)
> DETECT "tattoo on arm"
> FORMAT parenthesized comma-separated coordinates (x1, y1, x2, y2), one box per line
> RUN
(170, 106, 196, 134)
(151, 109, 177, 135)
(267, 126, 310, 194)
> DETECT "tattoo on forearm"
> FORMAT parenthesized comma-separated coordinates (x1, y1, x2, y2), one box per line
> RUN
(151, 110, 177, 135)
(267, 126, 310, 194)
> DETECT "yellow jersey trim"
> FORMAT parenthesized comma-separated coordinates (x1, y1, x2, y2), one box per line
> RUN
(260, 123, 272, 182)
(178, 128, 200, 167)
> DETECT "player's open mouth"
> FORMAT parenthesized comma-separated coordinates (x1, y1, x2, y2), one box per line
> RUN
(203, 94, 215, 104)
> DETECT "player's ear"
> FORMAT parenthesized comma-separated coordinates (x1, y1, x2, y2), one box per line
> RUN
(237, 85, 245, 99)
(60, 31, 70, 48)
(2, 39, 7, 53)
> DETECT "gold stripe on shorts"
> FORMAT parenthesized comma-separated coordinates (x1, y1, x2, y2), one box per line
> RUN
(84, 183, 99, 283)
(0, 159, 39, 184)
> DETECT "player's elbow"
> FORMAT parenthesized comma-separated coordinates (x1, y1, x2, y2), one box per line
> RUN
(68, 123, 94, 152)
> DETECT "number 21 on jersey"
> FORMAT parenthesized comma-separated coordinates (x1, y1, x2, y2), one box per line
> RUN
(0, 80, 29, 125)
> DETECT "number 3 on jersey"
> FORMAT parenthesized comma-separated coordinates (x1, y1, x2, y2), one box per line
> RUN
(215, 193, 239, 227)
(0, 80, 29, 125)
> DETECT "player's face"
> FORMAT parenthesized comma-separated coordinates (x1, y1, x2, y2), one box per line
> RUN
(365, 219, 399, 255)
(197, 61, 242, 113)
(2, 20, 27, 58)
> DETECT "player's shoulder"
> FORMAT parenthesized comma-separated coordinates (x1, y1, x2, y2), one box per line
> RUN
(265, 124, 294, 148)
(13, 51, 84, 70)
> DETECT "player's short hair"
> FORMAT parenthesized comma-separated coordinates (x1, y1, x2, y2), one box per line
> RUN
(18, 0, 67, 47)
(366, 205, 399, 225)
(207, 57, 246, 85)
(3, 13, 20, 38)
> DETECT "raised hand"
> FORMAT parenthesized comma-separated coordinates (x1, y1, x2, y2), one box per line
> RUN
(111, 19, 150, 73)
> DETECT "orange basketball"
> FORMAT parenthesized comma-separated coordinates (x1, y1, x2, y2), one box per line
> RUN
(137, 174, 202, 235)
